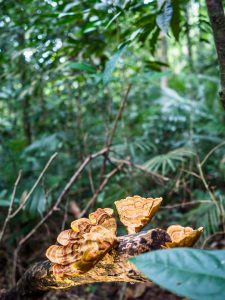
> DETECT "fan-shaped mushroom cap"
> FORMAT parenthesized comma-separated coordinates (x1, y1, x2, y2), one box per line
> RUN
(52, 263, 82, 277)
(46, 244, 79, 265)
(115, 195, 162, 234)
(46, 207, 117, 277)
(57, 229, 80, 246)
(163, 224, 204, 248)
(89, 208, 117, 235)
(46, 224, 117, 277)
(71, 218, 92, 233)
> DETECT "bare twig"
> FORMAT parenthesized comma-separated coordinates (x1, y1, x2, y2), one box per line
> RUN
(0, 171, 22, 244)
(61, 197, 69, 232)
(17, 148, 108, 244)
(181, 168, 201, 179)
(183, 151, 224, 237)
(162, 200, 212, 209)
(11, 148, 108, 283)
(108, 84, 132, 148)
(197, 163, 219, 208)
(99, 84, 132, 183)
(196, 161, 225, 233)
(118, 283, 127, 300)
(110, 157, 169, 182)
(10, 153, 58, 219)
(202, 231, 225, 249)
(80, 164, 124, 217)
(201, 140, 225, 167)
(87, 163, 95, 194)
(12, 248, 19, 286)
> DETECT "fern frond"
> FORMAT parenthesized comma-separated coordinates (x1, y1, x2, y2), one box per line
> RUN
(143, 148, 195, 175)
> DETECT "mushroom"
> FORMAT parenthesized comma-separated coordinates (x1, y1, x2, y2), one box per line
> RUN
(163, 224, 204, 248)
(46, 208, 117, 277)
(115, 195, 162, 234)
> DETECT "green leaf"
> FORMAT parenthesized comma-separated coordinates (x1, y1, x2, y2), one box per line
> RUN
(131, 248, 225, 300)
(66, 62, 96, 73)
(156, 0, 173, 35)
(105, 12, 122, 29)
(103, 46, 126, 84)
(24, 134, 59, 153)
(145, 60, 169, 72)
(0, 199, 20, 207)
(149, 27, 160, 55)
(171, 0, 181, 41)
(0, 200, 11, 207)
(27, 188, 47, 217)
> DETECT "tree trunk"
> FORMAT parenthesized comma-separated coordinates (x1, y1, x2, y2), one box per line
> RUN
(157, 0, 169, 88)
(184, 3, 194, 73)
(205, 0, 225, 110)
(18, 30, 32, 145)
(0, 229, 170, 300)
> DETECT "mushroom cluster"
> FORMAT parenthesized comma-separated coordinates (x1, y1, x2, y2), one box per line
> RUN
(46, 196, 203, 277)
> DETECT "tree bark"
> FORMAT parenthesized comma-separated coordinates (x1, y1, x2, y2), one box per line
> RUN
(0, 229, 170, 300)
(205, 0, 225, 110)
(18, 29, 32, 144)
(184, 4, 194, 73)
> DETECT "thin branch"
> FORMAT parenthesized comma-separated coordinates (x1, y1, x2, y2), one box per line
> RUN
(29, 148, 108, 232)
(202, 231, 225, 249)
(61, 197, 69, 232)
(10, 153, 58, 219)
(0, 171, 22, 244)
(196, 162, 225, 233)
(80, 164, 124, 217)
(201, 140, 225, 167)
(99, 84, 132, 183)
(107, 84, 132, 148)
(13, 149, 108, 247)
(162, 200, 212, 209)
(181, 168, 201, 179)
(11, 148, 108, 284)
(197, 163, 219, 208)
(118, 283, 127, 300)
(87, 163, 95, 194)
(110, 157, 169, 182)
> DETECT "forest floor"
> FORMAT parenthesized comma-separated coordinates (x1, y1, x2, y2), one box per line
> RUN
(42, 282, 183, 300)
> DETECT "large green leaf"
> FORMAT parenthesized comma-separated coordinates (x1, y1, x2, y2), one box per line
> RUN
(131, 248, 225, 300)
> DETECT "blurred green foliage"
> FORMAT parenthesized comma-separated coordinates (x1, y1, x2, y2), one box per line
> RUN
(0, 0, 224, 250)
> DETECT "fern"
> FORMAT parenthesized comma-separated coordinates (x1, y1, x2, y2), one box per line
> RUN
(184, 197, 225, 237)
(143, 148, 195, 175)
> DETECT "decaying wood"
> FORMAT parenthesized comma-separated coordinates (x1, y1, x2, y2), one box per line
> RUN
(0, 229, 171, 300)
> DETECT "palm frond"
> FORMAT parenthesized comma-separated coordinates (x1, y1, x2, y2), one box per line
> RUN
(143, 148, 195, 175)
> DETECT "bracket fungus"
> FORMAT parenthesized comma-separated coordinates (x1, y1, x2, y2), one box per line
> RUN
(46, 208, 117, 277)
(163, 224, 204, 248)
(46, 196, 203, 278)
(115, 195, 162, 234)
